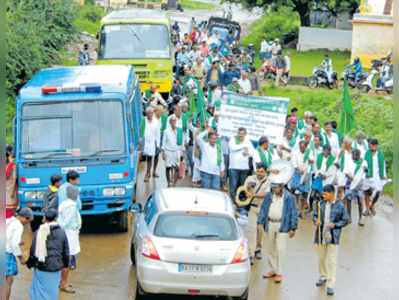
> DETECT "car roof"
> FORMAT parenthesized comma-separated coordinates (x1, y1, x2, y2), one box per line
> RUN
(155, 188, 235, 216)
(102, 9, 169, 23)
(19, 65, 134, 100)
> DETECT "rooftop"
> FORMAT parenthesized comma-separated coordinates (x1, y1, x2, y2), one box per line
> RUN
(102, 9, 169, 23)
(156, 188, 234, 215)
(19, 65, 134, 100)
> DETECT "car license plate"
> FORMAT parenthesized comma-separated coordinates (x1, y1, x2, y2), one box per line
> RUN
(178, 264, 212, 273)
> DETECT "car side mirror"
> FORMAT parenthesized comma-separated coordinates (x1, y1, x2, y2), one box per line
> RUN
(131, 203, 143, 213)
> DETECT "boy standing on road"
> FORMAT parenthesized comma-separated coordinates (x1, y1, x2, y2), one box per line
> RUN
(313, 184, 349, 296)
(42, 174, 63, 213)
(6, 207, 33, 300)
(58, 170, 81, 210)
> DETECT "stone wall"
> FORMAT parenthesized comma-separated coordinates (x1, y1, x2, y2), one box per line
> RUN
(297, 27, 352, 51)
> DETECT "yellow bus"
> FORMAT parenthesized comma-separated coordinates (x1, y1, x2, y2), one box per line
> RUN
(97, 9, 172, 95)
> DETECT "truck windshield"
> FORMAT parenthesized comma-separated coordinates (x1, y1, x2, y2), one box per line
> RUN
(99, 24, 170, 59)
(21, 100, 125, 159)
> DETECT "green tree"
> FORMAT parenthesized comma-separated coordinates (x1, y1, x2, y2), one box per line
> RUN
(224, 0, 360, 26)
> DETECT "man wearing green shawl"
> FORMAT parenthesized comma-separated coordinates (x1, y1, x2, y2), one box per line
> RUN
(343, 149, 367, 226)
(161, 116, 185, 187)
(143, 83, 168, 109)
(311, 144, 337, 195)
(278, 126, 296, 161)
(196, 129, 224, 190)
(351, 131, 368, 158)
(362, 139, 387, 216)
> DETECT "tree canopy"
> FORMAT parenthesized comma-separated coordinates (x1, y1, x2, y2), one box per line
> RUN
(224, 0, 360, 26)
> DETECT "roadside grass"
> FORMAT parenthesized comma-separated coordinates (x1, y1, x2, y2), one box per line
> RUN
(73, 4, 105, 35)
(61, 60, 79, 66)
(136, 0, 218, 9)
(262, 85, 393, 196)
(252, 49, 351, 77)
(181, 0, 219, 10)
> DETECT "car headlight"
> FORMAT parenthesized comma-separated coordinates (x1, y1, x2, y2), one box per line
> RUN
(103, 187, 126, 197)
(25, 191, 45, 200)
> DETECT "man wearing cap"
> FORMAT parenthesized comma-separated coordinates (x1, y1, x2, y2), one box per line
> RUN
(258, 180, 298, 283)
(273, 50, 286, 86)
(6, 207, 33, 300)
(362, 138, 387, 216)
(223, 63, 241, 88)
(313, 184, 349, 296)
(191, 57, 206, 89)
(242, 162, 270, 265)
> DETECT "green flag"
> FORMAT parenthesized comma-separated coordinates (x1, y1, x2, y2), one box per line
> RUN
(339, 77, 356, 135)
(188, 89, 196, 117)
(197, 88, 207, 128)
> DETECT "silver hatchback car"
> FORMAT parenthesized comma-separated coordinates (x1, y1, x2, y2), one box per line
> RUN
(130, 188, 250, 299)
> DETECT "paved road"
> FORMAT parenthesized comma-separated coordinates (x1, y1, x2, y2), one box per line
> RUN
(12, 159, 393, 300)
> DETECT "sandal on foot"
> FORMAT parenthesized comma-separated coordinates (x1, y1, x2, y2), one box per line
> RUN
(263, 272, 276, 279)
(144, 175, 150, 182)
(60, 285, 75, 294)
(152, 173, 160, 178)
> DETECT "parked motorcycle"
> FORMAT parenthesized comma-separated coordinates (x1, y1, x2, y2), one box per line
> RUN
(309, 67, 337, 89)
(259, 60, 290, 86)
(340, 69, 368, 89)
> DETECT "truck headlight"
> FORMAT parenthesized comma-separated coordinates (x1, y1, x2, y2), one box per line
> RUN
(25, 191, 45, 200)
(160, 71, 166, 78)
(153, 72, 159, 77)
(103, 187, 126, 197)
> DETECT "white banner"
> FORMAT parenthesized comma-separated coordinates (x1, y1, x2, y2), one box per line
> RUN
(218, 92, 290, 144)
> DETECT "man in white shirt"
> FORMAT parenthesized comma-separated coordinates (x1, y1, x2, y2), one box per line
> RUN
(290, 140, 314, 218)
(140, 107, 161, 182)
(6, 208, 33, 300)
(162, 116, 185, 187)
(311, 144, 337, 196)
(343, 149, 367, 226)
(336, 137, 352, 194)
(278, 126, 296, 161)
(196, 129, 225, 190)
(362, 139, 387, 216)
(284, 52, 291, 74)
(260, 36, 268, 61)
(143, 84, 168, 109)
(253, 136, 278, 171)
(228, 127, 254, 201)
(321, 122, 340, 157)
(238, 71, 251, 95)
(352, 130, 368, 158)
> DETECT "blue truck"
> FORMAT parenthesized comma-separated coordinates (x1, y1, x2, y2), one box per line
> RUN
(14, 65, 142, 232)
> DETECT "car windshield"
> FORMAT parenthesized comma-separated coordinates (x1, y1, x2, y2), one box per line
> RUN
(211, 25, 238, 41)
(154, 213, 238, 241)
(99, 24, 170, 59)
(21, 100, 125, 159)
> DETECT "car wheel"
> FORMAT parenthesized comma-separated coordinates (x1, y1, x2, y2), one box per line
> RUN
(232, 288, 248, 300)
(135, 280, 146, 299)
(308, 77, 318, 88)
(130, 242, 136, 265)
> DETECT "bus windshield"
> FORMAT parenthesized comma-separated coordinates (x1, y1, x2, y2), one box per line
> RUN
(20, 100, 125, 160)
(99, 24, 170, 59)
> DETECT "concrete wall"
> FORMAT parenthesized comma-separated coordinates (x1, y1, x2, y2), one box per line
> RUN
(350, 21, 393, 68)
(297, 27, 352, 51)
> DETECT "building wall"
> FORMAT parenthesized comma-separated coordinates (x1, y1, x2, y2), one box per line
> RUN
(297, 27, 352, 51)
(350, 21, 393, 68)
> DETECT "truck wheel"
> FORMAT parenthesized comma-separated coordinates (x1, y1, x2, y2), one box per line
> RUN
(118, 210, 129, 232)
(135, 281, 146, 299)
(233, 288, 248, 300)
(30, 216, 42, 232)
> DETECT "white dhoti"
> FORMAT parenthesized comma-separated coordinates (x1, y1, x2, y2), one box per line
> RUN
(165, 150, 181, 168)
(65, 229, 80, 256)
(362, 178, 384, 193)
(192, 157, 201, 182)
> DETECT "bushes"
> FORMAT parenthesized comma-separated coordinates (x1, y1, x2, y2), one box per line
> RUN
(73, 4, 105, 35)
(241, 6, 300, 52)
(6, 0, 77, 141)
